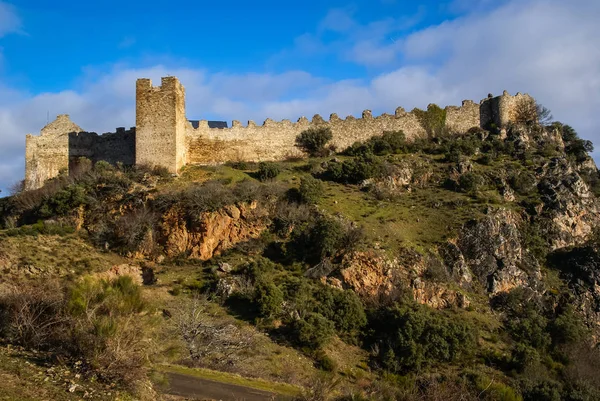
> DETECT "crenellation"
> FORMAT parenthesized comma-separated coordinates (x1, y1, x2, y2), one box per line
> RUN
(23, 76, 538, 190)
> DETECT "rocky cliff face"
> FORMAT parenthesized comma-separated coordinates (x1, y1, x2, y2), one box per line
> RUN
(159, 201, 269, 260)
(537, 157, 600, 250)
(455, 208, 539, 294)
(322, 250, 470, 310)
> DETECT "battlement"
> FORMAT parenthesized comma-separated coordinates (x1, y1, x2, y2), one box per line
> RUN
(23, 76, 537, 190)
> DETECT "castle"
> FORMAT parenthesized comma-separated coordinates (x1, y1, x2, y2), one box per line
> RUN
(24, 76, 535, 190)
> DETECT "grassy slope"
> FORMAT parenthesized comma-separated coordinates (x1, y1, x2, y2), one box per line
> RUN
(0, 153, 541, 398)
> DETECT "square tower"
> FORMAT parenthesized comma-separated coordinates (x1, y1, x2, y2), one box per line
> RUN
(135, 77, 187, 173)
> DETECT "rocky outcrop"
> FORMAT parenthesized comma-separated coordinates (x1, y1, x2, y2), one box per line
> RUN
(159, 202, 269, 260)
(454, 208, 539, 294)
(323, 250, 470, 309)
(360, 159, 434, 194)
(537, 157, 600, 249)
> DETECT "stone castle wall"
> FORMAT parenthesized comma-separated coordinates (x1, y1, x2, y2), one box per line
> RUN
(186, 100, 481, 165)
(23, 76, 534, 190)
(25, 116, 136, 190)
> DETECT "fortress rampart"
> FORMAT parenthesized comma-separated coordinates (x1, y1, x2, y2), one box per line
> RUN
(23, 77, 535, 190)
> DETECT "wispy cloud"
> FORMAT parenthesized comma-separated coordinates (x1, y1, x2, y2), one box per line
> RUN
(0, 1, 22, 37)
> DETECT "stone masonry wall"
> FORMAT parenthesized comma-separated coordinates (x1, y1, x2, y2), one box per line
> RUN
(69, 128, 136, 165)
(25, 115, 137, 190)
(186, 101, 482, 164)
(23, 74, 535, 190)
(25, 115, 81, 190)
(136, 77, 187, 174)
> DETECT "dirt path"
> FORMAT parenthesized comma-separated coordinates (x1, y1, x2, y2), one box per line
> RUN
(164, 372, 290, 401)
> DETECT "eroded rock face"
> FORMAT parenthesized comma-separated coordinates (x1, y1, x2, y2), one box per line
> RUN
(537, 157, 600, 250)
(96, 264, 144, 285)
(160, 202, 269, 260)
(456, 208, 537, 294)
(360, 160, 433, 194)
(324, 250, 470, 309)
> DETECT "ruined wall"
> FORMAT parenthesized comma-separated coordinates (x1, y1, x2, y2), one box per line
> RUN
(24, 75, 537, 190)
(445, 100, 481, 133)
(186, 109, 427, 164)
(480, 91, 536, 129)
(186, 101, 483, 164)
(68, 128, 136, 165)
(136, 77, 187, 173)
(25, 115, 81, 190)
(25, 115, 136, 190)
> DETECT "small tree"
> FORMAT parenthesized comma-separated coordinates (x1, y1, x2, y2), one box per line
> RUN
(257, 162, 280, 182)
(298, 176, 324, 204)
(295, 128, 333, 157)
(536, 103, 553, 126)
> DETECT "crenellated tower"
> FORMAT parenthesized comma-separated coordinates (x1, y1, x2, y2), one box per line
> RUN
(135, 77, 187, 174)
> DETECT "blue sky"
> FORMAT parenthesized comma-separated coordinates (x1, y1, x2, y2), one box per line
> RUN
(0, 0, 599, 194)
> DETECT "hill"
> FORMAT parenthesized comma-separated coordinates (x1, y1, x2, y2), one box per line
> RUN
(2, 118, 600, 400)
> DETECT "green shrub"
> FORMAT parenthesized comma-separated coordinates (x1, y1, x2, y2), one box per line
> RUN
(293, 312, 335, 349)
(288, 215, 361, 264)
(320, 155, 384, 184)
(556, 124, 594, 162)
(5, 221, 75, 237)
(298, 176, 324, 204)
(510, 172, 537, 196)
(257, 162, 281, 182)
(368, 302, 478, 372)
(313, 285, 367, 343)
(295, 128, 333, 157)
(344, 131, 407, 157)
(521, 377, 562, 401)
(507, 307, 551, 351)
(549, 306, 587, 346)
(38, 184, 88, 218)
(0, 277, 152, 391)
(254, 279, 284, 318)
(458, 172, 484, 193)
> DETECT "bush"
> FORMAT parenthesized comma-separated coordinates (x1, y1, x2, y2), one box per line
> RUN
(510, 172, 537, 196)
(556, 124, 594, 162)
(254, 279, 284, 318)
(298, 176, 324, 204)
(368, 302, 478, 372)
(458, 172, 484, 193)
(344, 131, 407, 157)
(507, 307, 551, 351)
(295, 128, 333, 157)
(293, 312, 335, 349)
(313, 285, 367, 343)
(257, 162, 281, 182)
(0, 276, 152, 391)
(320, 155, 384, 184)
(288, 215, 362, 264)
(316, 352, 338, 372)
(38, 184, 88, 218)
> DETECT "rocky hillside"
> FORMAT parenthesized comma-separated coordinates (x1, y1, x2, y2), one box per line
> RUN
(2, 116, 600, 401)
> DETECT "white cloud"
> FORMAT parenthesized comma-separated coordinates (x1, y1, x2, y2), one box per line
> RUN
(1, 0, 600, 194)
(0, 1, 21, 37)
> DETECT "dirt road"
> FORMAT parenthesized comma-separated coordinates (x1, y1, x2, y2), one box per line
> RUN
(164, 372, 290, 401)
